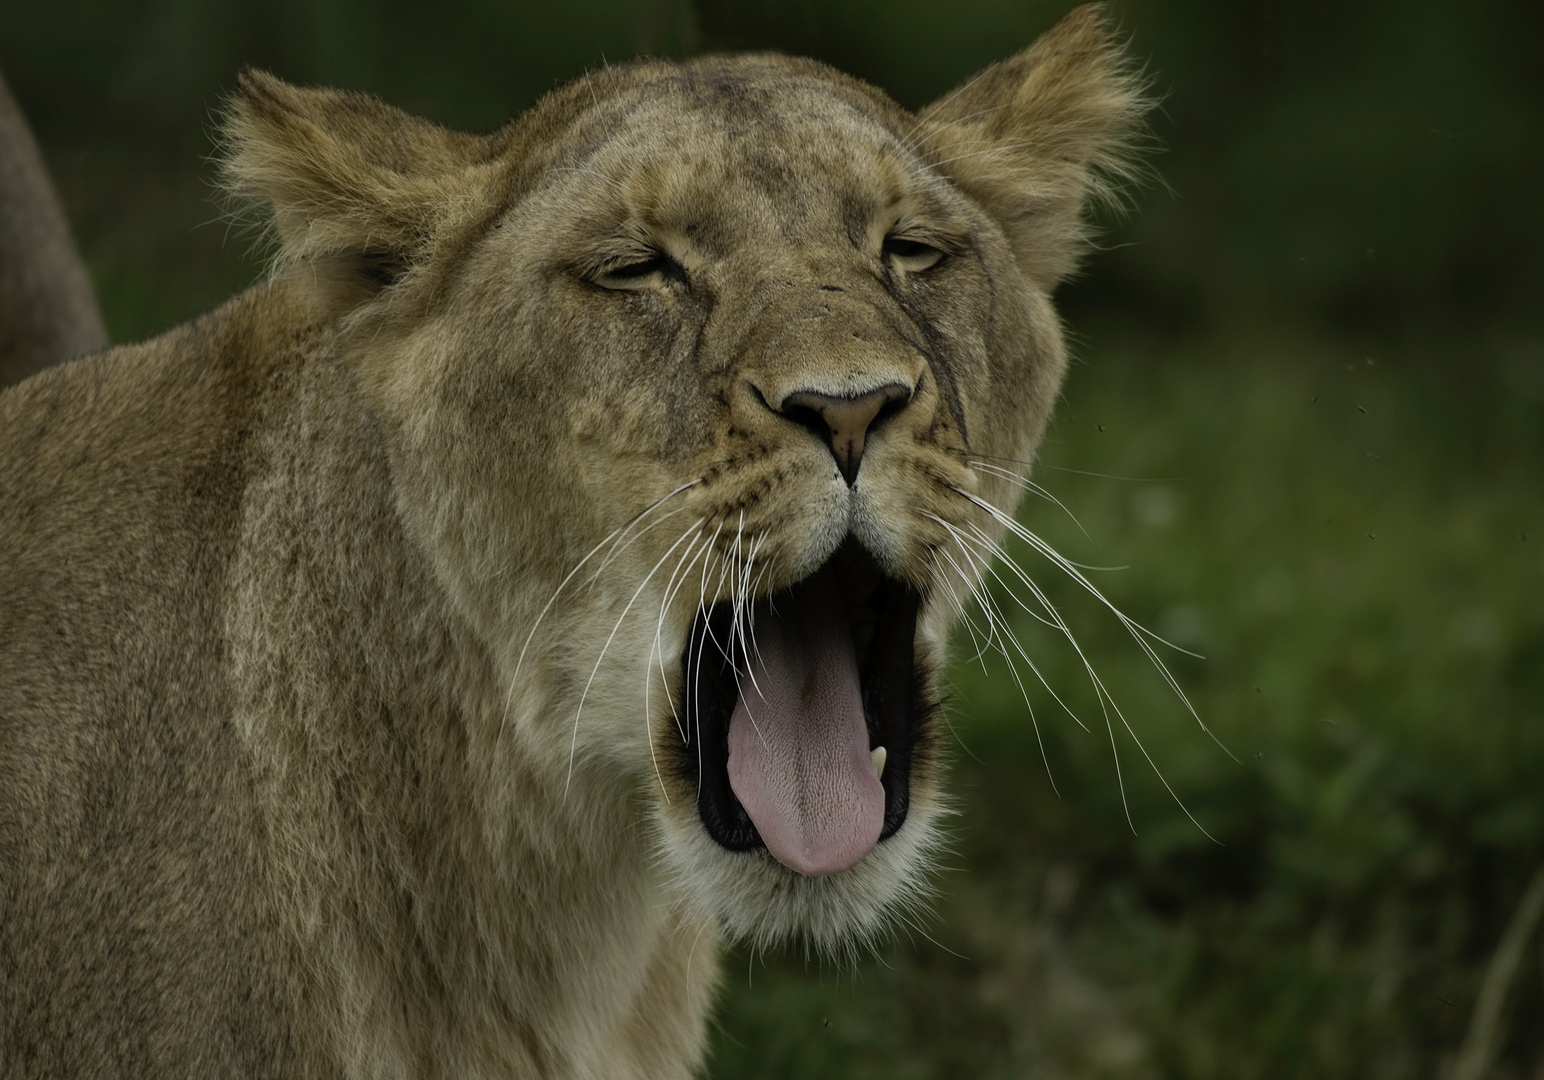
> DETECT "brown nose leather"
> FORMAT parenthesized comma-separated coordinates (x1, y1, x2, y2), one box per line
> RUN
(780, 384, 912, 485)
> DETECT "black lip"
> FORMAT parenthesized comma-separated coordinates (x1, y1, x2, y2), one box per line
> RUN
(669, 539, 923, 853)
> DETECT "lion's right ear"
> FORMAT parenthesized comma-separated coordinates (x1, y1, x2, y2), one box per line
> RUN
(223, 70, 495, 309)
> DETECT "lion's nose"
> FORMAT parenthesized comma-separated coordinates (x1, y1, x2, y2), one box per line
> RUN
(779, 384, 912, 486)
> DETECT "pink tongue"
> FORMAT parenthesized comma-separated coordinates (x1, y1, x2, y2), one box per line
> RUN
(726, 567, 885, 876)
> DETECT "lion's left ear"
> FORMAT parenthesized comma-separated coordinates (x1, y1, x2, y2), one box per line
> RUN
(916, 3, 1149, 291)
(223, 69, 495, 309)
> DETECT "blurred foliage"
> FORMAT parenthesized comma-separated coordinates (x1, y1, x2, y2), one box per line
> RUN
(3, 0, 1542, 1076)
(709, 331, 1544, 1078)
(4, 0, 1541, 346)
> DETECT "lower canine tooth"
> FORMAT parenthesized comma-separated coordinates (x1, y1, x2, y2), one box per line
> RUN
(870, 746, 887, 779)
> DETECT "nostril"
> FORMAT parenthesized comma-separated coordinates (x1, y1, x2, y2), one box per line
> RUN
(778, 383, 911, 486)
(780, 401, 831, 446)
(873, 392, 908, 427)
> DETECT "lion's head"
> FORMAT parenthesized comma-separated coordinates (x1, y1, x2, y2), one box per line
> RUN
(225, 4, 1144, 957)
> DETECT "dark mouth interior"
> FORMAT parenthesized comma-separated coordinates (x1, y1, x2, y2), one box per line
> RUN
(672, 537, 922, 853)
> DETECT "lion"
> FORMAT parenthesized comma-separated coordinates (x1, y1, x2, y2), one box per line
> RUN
(0, 67, 108, 386)
(0, 6, 1146, 1077)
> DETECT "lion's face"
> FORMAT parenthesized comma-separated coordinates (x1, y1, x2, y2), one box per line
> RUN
(227, 8, 1143, 954)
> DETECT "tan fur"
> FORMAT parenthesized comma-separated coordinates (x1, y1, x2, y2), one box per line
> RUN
(0, 7, 1145, 1076)
(0, 68, 108, 385)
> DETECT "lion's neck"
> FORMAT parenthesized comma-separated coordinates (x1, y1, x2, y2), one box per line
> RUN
(223, 336, 716, 1077)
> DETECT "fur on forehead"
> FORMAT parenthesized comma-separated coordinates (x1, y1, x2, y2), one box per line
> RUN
(483, 52, 932, 247)
(535, 53, 914, 143)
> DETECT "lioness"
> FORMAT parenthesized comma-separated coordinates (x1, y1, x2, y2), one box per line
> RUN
(0, 6, 1145, 1076)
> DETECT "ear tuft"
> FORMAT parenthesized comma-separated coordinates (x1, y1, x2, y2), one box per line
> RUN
(221, 70, 493, 308)
(916, 3, 1152, 290)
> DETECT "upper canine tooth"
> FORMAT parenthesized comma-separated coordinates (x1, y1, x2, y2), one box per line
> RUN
(870, 746, 887, 779)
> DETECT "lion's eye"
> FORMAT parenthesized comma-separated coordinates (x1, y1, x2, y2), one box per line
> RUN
(882, 236, 946, 273)
(595, 254, 679, 291)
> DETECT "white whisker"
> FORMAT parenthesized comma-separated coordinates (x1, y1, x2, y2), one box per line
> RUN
(649, 529, 711, 761)
(947, 492, 1225, 839)
(930, 519, 1063, 767)
(952, 520, 1089, 732)
(566, 517, 705, 797)
(585, 502, 696, 589)
(741, 535, 774, 674)
(690, 524, 731, 801)
(937, 526, 1067, 793)
(954, 485, 1212, 688)
(931, 539, 997, 672)
(927, 547, 993, 670)
(966, 458, 1090, 540)
(731, 527, 770, 710)
(654, 531, 712, 741)
(499, 479, 701, 748)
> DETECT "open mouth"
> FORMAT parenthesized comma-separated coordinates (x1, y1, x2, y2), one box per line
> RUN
(673, 538, 922, 876)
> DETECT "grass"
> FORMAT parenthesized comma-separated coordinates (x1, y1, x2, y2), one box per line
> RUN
(706, 325, 1544, 1078)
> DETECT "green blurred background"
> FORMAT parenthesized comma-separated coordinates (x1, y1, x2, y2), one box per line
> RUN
(4, 0, 1542, 1075)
